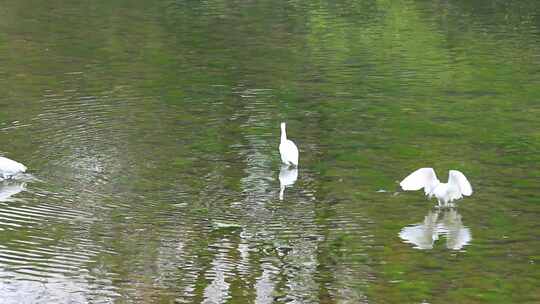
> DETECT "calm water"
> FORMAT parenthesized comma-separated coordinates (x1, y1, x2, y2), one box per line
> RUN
(1, 1, 539, 303)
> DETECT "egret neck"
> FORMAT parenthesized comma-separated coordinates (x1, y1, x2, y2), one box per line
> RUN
(280, 123, 287, 143)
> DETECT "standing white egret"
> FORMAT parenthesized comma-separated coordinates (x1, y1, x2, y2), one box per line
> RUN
(279, 122, 299, 167)
(400, 168, 472, 207)
(0, 156, 27, 180)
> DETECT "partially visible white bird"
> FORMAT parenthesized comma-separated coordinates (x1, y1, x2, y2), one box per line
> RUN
(0, 181, 26, 202)
(279, 165, 298, 200)
(400, 168, 472, 207)
(279, 122, 299, 167)
(0, 156, 27, 180)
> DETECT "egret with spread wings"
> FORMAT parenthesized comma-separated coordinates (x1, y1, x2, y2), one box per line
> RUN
(400, 168, 473, 207)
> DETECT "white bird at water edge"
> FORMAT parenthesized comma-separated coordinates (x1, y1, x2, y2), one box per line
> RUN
(400, 168, 473, 207)
(0, 156, 27, 180)
(279, 122, 299, 167)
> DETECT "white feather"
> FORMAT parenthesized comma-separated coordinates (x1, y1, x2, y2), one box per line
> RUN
(399, 167, 440, 196)
(449, 170, 473, 196)
(279, 122, 299, 167)
(400, 168, 473, 206)
(0, 157, 27, 180)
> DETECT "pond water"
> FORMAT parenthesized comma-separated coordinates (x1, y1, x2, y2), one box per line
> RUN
(0, 0, 539, 303)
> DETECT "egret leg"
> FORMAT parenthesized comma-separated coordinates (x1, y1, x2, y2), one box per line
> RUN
(442, 201, 454, 209)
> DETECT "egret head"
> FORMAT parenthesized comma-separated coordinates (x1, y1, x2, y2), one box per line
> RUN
(280, 122, 286, 129)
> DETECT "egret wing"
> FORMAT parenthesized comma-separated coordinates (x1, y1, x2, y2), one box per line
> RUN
(448, 170, 472, 196)
(400, 168, 438, 191)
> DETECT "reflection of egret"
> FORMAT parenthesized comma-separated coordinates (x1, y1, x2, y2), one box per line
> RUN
(279, 166, 298, 200)
(0, 181, 26, 202)
(0, 156, 27, 180)
(400, 168, 473, 207)
(279, 122, 299, 167)
(399, 209, 471, 250)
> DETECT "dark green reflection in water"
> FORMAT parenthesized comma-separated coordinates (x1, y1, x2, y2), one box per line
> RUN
(0, 0, 539, 303)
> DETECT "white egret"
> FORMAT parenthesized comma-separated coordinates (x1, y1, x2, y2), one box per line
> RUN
(279, 165, 298, 200)
(0, 156, 27, 180)
(400, 168, 472, 207)
(0, 181, 26, 202)
(399, 209, 471, 250)
(279, 122, 299, 167)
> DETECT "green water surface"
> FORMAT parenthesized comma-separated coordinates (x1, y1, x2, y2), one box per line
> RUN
(0, 0, 539, 303)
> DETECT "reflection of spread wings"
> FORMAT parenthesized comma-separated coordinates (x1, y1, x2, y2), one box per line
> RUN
(441, 209, 471, 250)
(399, 209, 471, 250)
(445, 225, 472, 250)
(400, 168, 440, 196)
(399, 223, 437, 250)
(399, 211, 439, 249)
